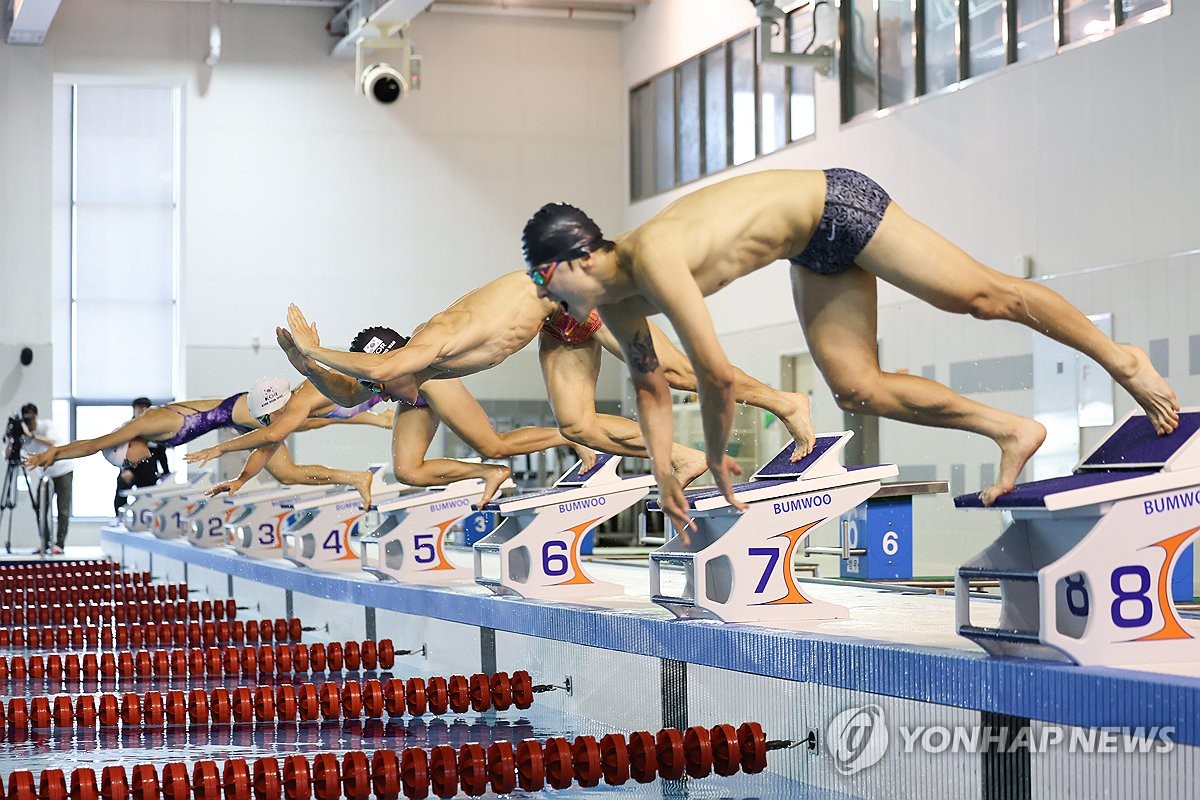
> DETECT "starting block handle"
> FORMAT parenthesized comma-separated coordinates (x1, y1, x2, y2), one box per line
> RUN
(803, 520, 868, 560)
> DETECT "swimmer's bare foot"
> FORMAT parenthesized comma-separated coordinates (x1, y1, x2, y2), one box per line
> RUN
(478, 465, 512, 508)
(672, 447, 709, 487)
(980, 418, 1046, 506)
(1115, 344, 1180, 435)
(778, 391, 816, 461)
(571, 442, 598, 473)
(350, 471, 374, 510)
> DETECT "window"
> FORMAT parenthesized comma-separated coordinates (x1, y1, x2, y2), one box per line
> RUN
(730, 33, 757, 166)
(653, 71, 677, 192)
(788, 12, 817, 142)
(967, 0, 1007, 77)
(923, 0, 960, 94)
(759, 24, 788, 156)
(630, 83, 656, 200)
(846, 0, 880, 119)
(1016, 0, 1057, 61)
(53, 83, 181, 517)
(702, 45, 729, 175)
(678, 60, 702, 184)
(1063, 0, 1113, 44)
(879, 0, 917, 108)
(842, 0, 1170, 118)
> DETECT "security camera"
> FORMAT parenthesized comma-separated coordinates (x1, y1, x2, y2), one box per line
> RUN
(355, 26, 421, 105)
(361, 62, 406, 105)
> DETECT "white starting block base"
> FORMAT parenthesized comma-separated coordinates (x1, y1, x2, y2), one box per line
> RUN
(474, 455, 654, 602)
(120, 472, 214, 532)
(218, 483, 340, 558)
(281, 470, 413, 572)
(150, 474, 260, 540)
(650, 433, 898, 624)
(956, 408, 1200, 666)
(361, 478, 509, 584)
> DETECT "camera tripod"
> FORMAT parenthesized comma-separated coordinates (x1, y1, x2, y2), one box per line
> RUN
(0, 456, 45, 555)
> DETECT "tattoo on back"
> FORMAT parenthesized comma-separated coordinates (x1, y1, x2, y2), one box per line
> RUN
(628, 330, 660, 374)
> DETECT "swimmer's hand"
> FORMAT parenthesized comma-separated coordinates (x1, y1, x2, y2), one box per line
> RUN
(286, 304, 321, 357)
(23, 449, 55, 470)
(206, 478, 245, 498)
(709, 454, 747, 515)
(655, 471, 696, 546)
(277, 326, 316, 376)
(184, 446, 222, 467)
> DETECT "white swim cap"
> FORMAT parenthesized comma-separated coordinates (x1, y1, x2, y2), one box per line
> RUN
(248, 377, 292, 418)
(102, 443, 129, 467)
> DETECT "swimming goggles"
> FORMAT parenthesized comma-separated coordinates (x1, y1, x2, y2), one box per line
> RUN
(358, 379, 385, 394)
(256, 414, 271, 426)
(528, 260, 560, 287)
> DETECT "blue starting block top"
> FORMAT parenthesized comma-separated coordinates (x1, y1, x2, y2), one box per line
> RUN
(954, 470, 1157, 509)
(649, 464, 887, 511)
(955, 410, 1200, 509)
(555, 453, 614, 486)
(1080, 412, 1200, 469)
(480, 453, 628, 513)
(751, 435, 842, 479)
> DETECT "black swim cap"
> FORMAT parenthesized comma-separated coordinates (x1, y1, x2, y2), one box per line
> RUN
(522, 203, 607, 268)
(350, 326, 409, 354)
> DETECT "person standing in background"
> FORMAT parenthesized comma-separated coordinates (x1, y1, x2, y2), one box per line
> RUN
(19, 403, 73, 554)
(114, 397, 172, 517)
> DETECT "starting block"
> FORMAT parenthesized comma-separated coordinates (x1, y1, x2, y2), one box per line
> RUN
(649, 434, 897, 623)
(474, 454, 655, 601)
(360, 478, 511, 584)
(119, 473, 213, 532)
(281, 470, 413, 572)
(150, 475, 262, 540)
(955, 409, 1200, 666)
(217, 483, 339, 557)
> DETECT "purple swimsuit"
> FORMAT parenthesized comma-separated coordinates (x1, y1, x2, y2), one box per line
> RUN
(161, 393, 251, 448)
(323, 395, 386, 419)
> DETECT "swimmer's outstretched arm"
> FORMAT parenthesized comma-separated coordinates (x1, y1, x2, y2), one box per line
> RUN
(284, 304, 441, 387)
(277, 327, 373, 408)
(185, 398, 309, 467)
(22, 412, 170, 468)
(641, 264, 746, 510)
(206, 444, 279, 496)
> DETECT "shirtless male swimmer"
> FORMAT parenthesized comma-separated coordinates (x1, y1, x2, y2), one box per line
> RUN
(279, 272, 815, 489)
(518, 168, 1179, 533)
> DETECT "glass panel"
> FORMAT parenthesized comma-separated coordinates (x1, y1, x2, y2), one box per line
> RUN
(75, 205, 175, 303)
(730, 33, 756, 166)
(1122, 0, 1167, 22)
(847, 0, 879, 116)
(788, 12, 816, 141)
(52, 85, 73, 397)
(968, 0, 1006, 77)
(1016, 0, 1057, 61)
(924, 0, 960, 92)
(760, 23, 788, 155)
(653, 71, 676, 192)
(76, 302, 174, 399)
(75, 86, 176, 206)
(1063, 0, 1113, 43)
(702, 46, 728, 174)
(879, 0, 916, 108)
(630, 83, 655, 200)
(678, 60, 702, 184)
(73, 404, 139, 518)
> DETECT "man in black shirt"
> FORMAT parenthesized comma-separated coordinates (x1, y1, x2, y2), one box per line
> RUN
(114, 397, 171, 516)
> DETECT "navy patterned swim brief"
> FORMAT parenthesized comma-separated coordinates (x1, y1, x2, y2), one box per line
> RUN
(789, 168, 891, 275)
